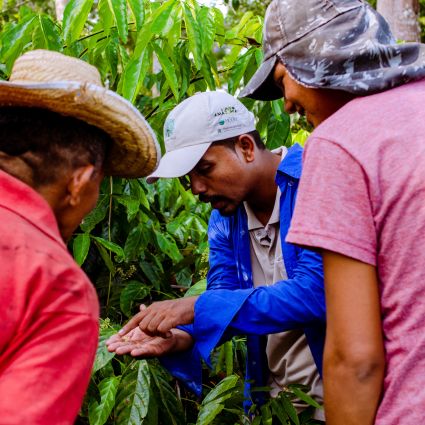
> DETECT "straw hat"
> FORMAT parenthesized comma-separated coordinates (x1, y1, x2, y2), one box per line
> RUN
(0, 49, 160, 178)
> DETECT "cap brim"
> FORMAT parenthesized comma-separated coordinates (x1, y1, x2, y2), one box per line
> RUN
(146, 142, 212, 184)
(0, 81, 160, 178)
(239, 55, 282, 101)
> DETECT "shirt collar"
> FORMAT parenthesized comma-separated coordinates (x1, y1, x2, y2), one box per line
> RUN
(276, 143, 303, 180)
(0, 170, 65, 247)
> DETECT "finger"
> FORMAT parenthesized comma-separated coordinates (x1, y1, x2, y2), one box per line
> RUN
(119, 310, 147, 336)
(139, 304, 147, 311)
(115, 343, 141, 355)
(138, 311, 159, 335)
(105, 333, 122, 345)
(107, 341, 136, 353)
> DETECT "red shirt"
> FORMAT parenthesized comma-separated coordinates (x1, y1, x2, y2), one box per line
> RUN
(0, 170, 99, 424)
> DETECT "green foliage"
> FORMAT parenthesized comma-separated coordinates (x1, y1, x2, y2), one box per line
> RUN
(0, 0, 319, 423)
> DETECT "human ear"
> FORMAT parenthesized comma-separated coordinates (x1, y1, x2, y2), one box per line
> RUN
(235, 134, 256, 163)
(67, 164, 96, 207)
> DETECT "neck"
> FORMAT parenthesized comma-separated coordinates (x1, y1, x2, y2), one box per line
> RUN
(245, 150, 281, 225)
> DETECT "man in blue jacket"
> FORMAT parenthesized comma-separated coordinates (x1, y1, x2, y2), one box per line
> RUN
(107, 91, 326, 417)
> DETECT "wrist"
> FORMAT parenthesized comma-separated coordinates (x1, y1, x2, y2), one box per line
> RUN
(170, 328, 194, 352)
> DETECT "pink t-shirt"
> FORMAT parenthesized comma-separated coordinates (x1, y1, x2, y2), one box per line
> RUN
(287, 79, 425, 424)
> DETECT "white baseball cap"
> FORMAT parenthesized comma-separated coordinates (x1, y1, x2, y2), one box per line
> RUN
(147, 91, 256, 183)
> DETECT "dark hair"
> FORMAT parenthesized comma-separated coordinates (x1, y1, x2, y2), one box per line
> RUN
(0, 107, 111, 187)
(212, 129, 265, 151)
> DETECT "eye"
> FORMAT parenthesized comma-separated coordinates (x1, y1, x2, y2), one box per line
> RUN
(198, 164, 212, 175)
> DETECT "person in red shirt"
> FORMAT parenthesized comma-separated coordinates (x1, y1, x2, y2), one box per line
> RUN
(0, 49, 159, 424)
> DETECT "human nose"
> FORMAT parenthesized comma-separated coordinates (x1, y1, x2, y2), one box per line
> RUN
(284, 99, 296, 114)
(190, 176, 207, 195)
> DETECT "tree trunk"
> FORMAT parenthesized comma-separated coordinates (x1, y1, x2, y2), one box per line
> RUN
(55, 0, 70, 21)
(377, 0, 420, 42)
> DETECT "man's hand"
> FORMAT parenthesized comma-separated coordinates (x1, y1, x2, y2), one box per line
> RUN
(106, 327, 193, 357)
(118, 296, 199, 338)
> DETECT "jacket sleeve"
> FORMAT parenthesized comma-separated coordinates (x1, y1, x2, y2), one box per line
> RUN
(192, 247, 325, 363)
(160, 211, 246, 393)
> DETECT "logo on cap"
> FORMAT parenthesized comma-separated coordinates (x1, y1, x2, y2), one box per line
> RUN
(214, 106, 237, 117)
(164, 118, 175, 138)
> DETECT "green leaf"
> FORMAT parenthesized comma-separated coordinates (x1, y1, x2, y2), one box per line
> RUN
(280, 394, 300, 425)
(124, 224, 150, 261)
(127, 0, 145, 31)
(266, 113, 291, 150)
(150, 363, 185, 425)
(289, 385, 323, 409)
(212, 7, 224, 44)
(184, 279, 207, 297)
(183, 3, 202, 70)
(32, 15, 61, 51)
(150, 0, 176, 36)
(260, 404, 273, 425)
(0, 15, 36, 71)
(270, 398, 290, 424)
(198, 6, 215, 55)
(89, 376, 120, 425)
(120, 44, 151, 102)
(92, 326, 117, 374)
(196, 402, 224, 425)
(107, 0, 128, 43)
(94, 242, 116, 275)
(73, 233, 91, 266)
(292, 129, 310, 147)
(62, 0, 94, 44)
(203, 375, 239, 404)
(120, 281, 150, 317)
(93, 237, 125, 261)
(228, 50, 253, 95)
(98, 0, 113, 33)
(80, 195, 108, 233)
(153, 41, 179, 100)
(115, 360, 151, 424)
(154, 232, 183, 263)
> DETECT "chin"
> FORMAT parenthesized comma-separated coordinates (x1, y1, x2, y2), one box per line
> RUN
(217, 205, 238, 216)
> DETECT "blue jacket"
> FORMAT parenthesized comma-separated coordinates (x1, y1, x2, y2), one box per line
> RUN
(162, 144, 326, 404)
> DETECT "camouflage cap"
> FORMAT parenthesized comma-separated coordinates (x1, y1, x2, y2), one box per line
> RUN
(240, 0, 425, 100)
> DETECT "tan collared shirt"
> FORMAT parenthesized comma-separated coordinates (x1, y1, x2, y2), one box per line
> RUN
(243, 147, 324, 419)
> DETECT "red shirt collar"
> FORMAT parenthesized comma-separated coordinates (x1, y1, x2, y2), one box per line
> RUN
(0, 169, 65, 247)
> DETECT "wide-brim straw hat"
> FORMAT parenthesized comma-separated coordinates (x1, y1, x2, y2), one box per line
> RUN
(0, 49, 160, 178)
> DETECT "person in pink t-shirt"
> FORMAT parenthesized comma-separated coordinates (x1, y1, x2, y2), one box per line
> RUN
(240, 1, 425, 424)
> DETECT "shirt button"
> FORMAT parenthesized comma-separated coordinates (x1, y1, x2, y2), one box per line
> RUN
(252, 361, 256, 365)
(288, 180, 294, 186)
(243, 272, 249, 281)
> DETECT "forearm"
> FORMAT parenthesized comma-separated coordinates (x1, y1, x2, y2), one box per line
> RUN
(324, 348, 384, 424)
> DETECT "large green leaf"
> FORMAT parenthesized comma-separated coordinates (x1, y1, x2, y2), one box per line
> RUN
(202, 375, 239, 405)
(89, 376, 121, 425)
(92, 325, 118, 374)
(107, 0, 128, 43)
(32, 15, 62, 51)
(120, 47, 151, 102)
(127, 0, 145, 31)
(266, 113, 291, 150)
(150, 363, 185, 425)
(150, 0, 176, 36)
(80, 195, 108, 233)
(153, 41, 179, 100)
(115, 360, 151, 424)
(73, 233, 91, 266)
(228, 50, 253, 95)
(0, 15, 36, 72)
(154, 232, 183, 263)
(93, 237, 125, 261)
(198, 6, 215, 55)
(62, 0, 94, 44)
(183, 3, 202, 70)
(120, 280, 151, 317)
